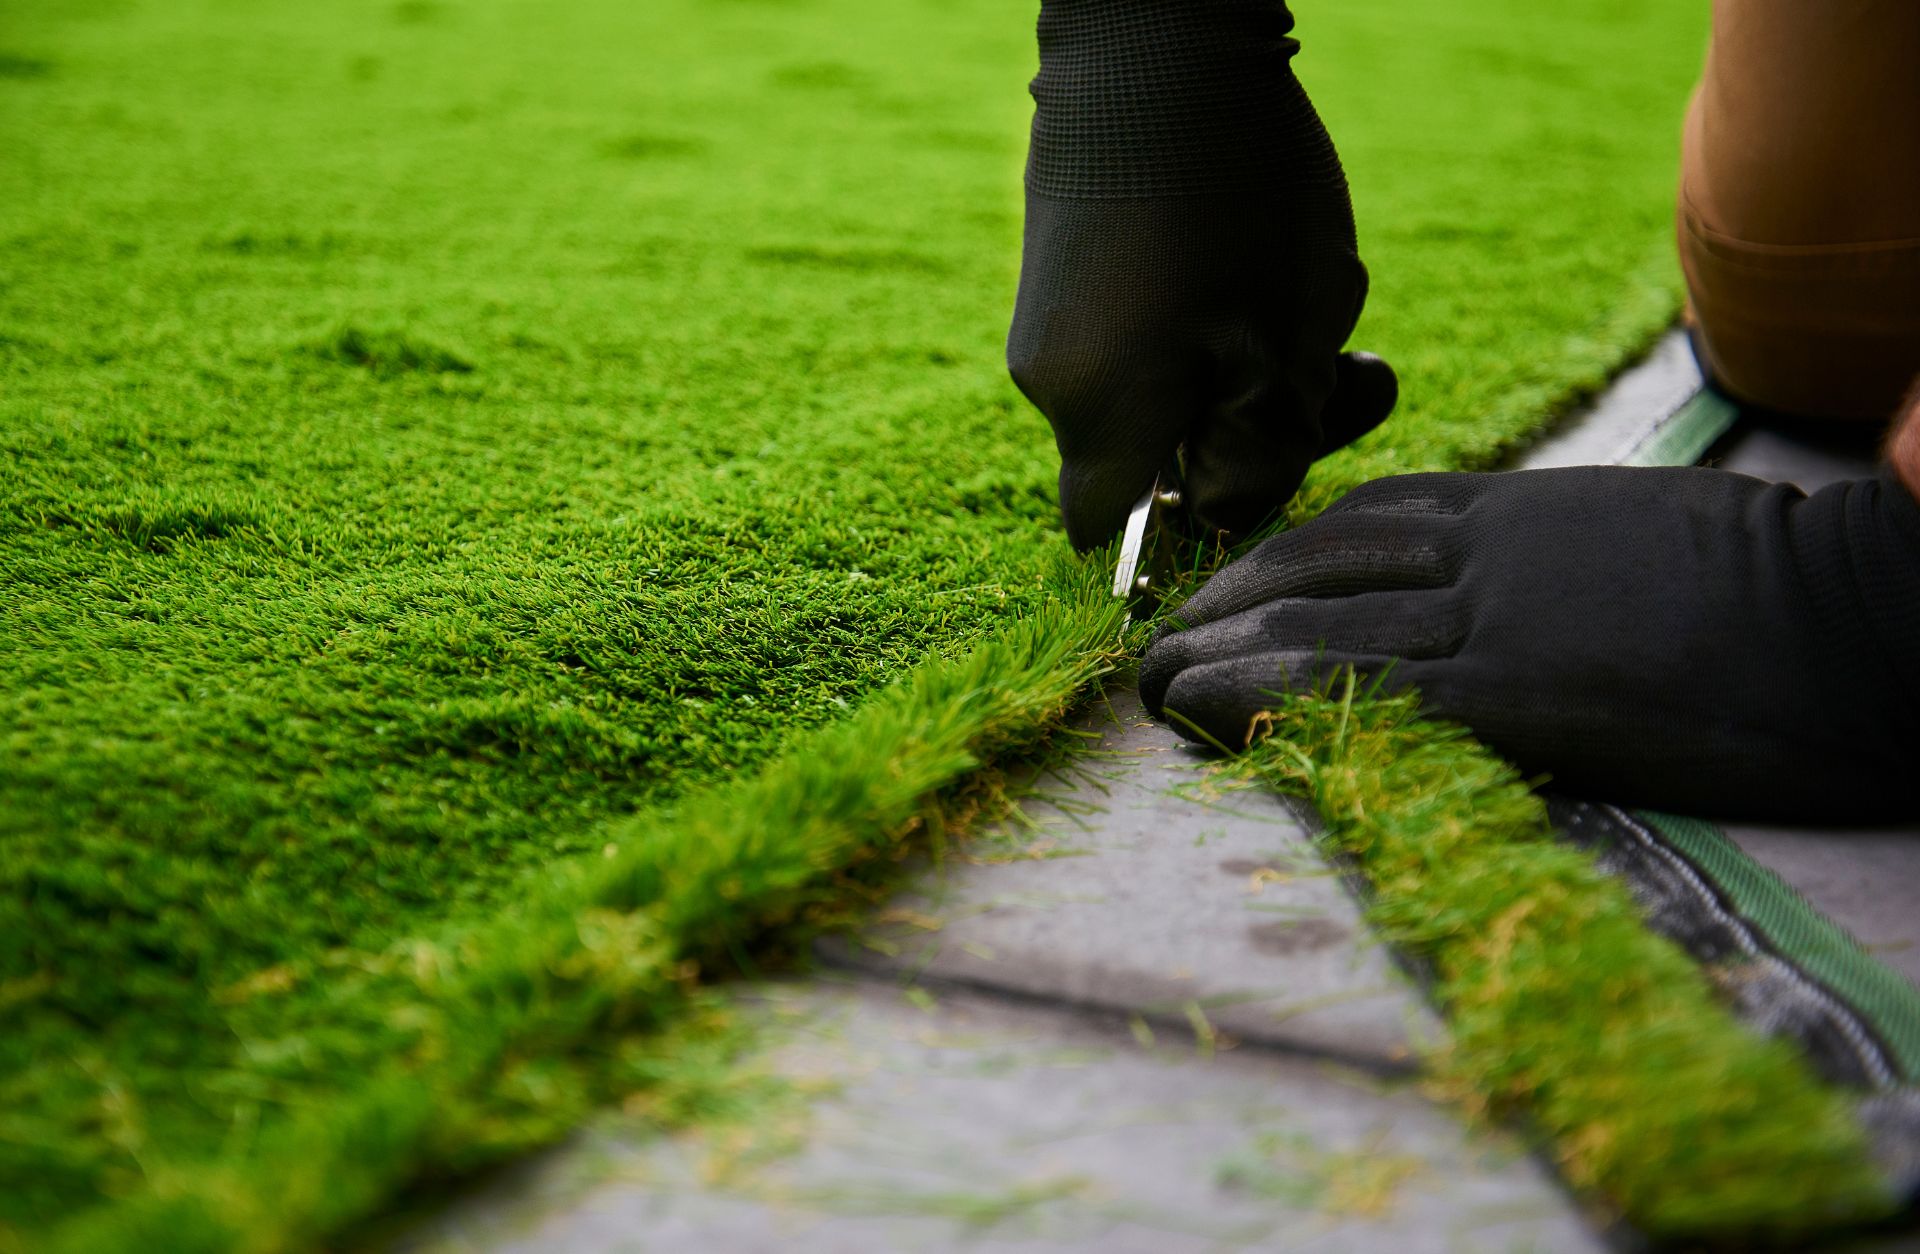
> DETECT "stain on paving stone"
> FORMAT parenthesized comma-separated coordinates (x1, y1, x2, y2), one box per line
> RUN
(1248, 918, 1352, 955)
(1218, 857, 1278, 877)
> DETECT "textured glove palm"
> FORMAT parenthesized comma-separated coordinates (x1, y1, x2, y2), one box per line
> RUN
(1008, 0, 1396, 550)
(1141, 466, 1920, 822)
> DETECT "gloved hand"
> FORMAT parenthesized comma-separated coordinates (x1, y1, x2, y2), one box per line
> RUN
(1140, 466, 1920, 822)
(1008, 0, 1398, 551)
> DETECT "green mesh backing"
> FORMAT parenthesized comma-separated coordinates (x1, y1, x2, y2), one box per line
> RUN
(1639, 810, 1920, 1083)
(1624, 387, 1741, 468)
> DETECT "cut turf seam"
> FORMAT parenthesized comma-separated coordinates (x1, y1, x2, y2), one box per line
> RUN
(1214, 677, 1896, 1238)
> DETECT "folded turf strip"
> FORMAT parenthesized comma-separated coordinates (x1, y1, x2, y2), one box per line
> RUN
(5, 0, 1885, 1246)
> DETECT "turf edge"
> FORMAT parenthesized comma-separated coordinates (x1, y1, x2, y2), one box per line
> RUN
(1211, 674, 1896, 1239)
(39, 560, 1129, 1254)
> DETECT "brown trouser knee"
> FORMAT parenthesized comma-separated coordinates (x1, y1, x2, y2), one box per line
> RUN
(1678, 0, 1920, 423)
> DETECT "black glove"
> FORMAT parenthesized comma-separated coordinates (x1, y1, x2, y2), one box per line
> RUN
(1140, 466, 1920, 822)
(1008, 0, 1397, 551)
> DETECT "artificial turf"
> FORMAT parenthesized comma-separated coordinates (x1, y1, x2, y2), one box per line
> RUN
(0, 0, 1745, 1245)
(1219, 681, 1892, 1236)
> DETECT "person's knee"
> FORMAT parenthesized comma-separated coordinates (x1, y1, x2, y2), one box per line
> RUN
(1677, 0, 1920, 424)
(1677, 206, 1920, 423)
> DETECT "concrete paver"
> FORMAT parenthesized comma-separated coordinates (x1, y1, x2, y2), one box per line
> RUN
(1712, 420, 1883, 494)
(389, 687, 1584, 1254)
(399, 982, 1597, 1254)
(819, 689, 1428, 1070)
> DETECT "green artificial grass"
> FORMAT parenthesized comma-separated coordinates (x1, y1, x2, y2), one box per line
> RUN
(0, 0, 1733, 1245)
(38, 564, 1127, 1254)
(1216, 680, 1894, 1237)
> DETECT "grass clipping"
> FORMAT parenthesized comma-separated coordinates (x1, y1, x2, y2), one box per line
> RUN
(1215, 674, 1894, 1237)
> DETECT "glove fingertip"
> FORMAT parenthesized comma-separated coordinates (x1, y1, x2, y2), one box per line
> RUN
(1137, 627, 1190, 717)
(1320, 351, 1399, 456)
(1186, 447, 1313, 540)
(1057, 463, 1138, 553)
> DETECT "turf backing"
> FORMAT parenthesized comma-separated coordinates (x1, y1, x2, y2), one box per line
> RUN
(3, 0, 1712, 1244)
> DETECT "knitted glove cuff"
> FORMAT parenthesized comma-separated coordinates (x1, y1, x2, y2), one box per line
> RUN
(1794, 473, 1920, 726)
(1026, 0, 1343, 198)
(1858, 472, 1920, 714)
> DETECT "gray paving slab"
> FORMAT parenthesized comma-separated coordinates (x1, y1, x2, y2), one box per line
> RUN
(396, 981, 1597, 1254)
(1711, 421, 1882, 493)
(818, 689, 1429, 1071)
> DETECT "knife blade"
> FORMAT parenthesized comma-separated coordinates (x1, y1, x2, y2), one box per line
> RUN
(1112, 468, 1188, 621)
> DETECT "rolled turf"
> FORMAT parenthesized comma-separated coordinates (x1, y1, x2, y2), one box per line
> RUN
(1, 0, 1836, 1246)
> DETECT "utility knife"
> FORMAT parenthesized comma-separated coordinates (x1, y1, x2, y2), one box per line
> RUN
(1112, 464, 1190, 621)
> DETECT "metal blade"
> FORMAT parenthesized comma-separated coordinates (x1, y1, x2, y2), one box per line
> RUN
(1111, 478, 1157, 600)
